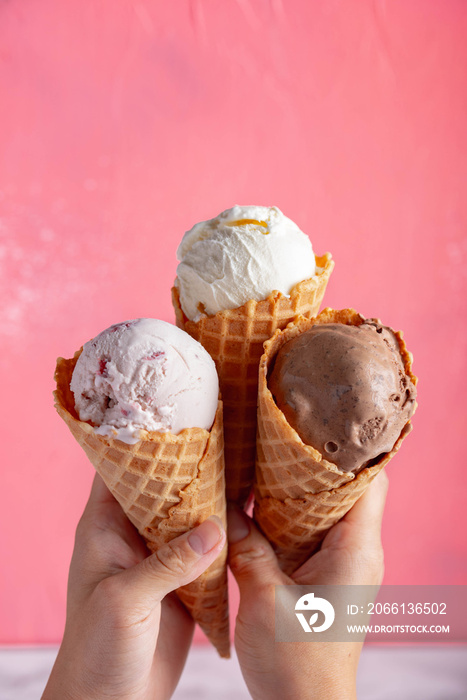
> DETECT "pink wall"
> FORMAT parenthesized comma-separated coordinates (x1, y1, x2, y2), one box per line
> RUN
(1, 0, 466, 645)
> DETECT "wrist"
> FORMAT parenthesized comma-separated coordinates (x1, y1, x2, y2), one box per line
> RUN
(41, 642, 98, 700)
(249, 675, 357, 700)
(242, 641, 359, 700)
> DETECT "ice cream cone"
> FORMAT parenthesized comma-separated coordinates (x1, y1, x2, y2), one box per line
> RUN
(254, 309, 417, 576)
(172, 253, 334, 507)
(54, 352, 230, 658)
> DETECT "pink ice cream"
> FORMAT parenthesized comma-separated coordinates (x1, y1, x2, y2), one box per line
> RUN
(70, 318, 219, 444)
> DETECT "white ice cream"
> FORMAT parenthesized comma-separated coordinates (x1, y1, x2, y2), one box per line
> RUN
(71, 318, 219, 444)
(175, 205, 316, 322)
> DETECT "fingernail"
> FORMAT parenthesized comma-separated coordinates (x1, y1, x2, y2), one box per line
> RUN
(227, 504, 250, 544)
(188, 516, 223, 555)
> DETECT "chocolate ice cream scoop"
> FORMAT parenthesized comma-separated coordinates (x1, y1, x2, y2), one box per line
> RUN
(268, 321, 417, 473)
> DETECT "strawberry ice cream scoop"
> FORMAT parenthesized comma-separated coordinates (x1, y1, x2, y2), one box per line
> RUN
(70, 318, 219, 444)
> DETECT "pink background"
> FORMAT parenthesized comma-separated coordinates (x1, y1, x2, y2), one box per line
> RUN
(1, 1, 466, 646)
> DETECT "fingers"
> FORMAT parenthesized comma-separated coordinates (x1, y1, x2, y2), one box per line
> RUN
(323, 469, 389, 552)
(343, 469, 389, 528)
(153, 593, 195, 698)
(227, 506, 288, 671)
(116, 516, 226, 608)
(75, 473, 148, 566)
(292, 471, 389, 586)
(88, 472, 116, 505)
(78, 473, 122, 531)
(227, 505, 287, 597)
(158, 592, 195, 653)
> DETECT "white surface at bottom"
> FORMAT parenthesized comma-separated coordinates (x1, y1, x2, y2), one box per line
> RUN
(0, 644, 466, 699)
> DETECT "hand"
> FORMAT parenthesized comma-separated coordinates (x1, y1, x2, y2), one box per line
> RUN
(227, 470, 389, 700)
(42, 473, 226, 700)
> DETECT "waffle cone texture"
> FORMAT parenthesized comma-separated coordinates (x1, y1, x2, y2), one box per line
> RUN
(172, 253, 334, 506)
(254, 308, 418, 576)
(54, 352, 230, 658)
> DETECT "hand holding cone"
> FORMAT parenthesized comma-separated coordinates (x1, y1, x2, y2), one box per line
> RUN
(54, 352, 230, 658)
(254, 309, 417, 576)
(53, 204, 419, 662)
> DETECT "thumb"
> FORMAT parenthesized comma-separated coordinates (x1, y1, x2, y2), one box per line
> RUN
(117, 516, 226, 606)
(291, 471, 389, 586)
(227, 505, 287, 600)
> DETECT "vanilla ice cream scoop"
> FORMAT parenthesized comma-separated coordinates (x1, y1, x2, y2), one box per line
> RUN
(70, 318, 219, 444)
(175, 205, 317, 322)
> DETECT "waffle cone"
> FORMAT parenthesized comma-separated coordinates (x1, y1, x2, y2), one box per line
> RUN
(172, 253, 334, 506)
(254, 308, 417, 576)
(54, 352, 230, 658)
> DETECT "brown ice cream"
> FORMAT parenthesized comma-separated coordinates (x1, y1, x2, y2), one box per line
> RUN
(268, 320, 417, 473)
